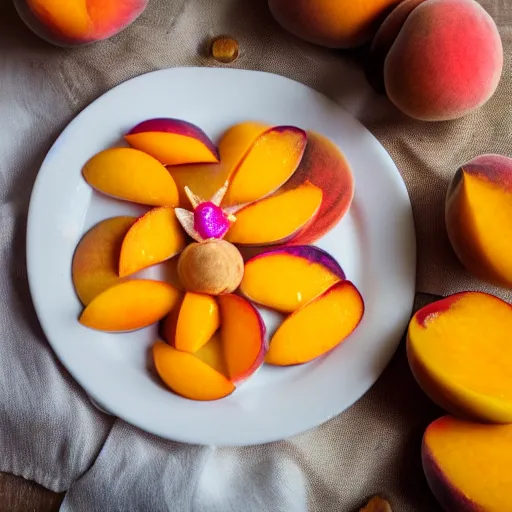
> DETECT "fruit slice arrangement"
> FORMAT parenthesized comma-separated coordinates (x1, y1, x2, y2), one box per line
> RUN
(73, 117, 364, 401)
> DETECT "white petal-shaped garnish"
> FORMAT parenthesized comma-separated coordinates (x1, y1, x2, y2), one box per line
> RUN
(175, 208, 203, 242)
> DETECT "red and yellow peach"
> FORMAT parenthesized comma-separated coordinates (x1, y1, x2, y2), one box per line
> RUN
(445, 154, 512, 289)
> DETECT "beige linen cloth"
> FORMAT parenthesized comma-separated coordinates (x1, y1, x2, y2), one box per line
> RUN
(0, 0, 510, 510)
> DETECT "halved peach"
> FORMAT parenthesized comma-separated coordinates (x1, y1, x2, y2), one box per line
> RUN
(72, 216, 136, 305)
(407, 291, 512, 423)
(265, 281, 364, 366)
(175, 293, 220, 353)
(240, 246, 345, 313)
(124, 118, 219, 165)
(82, 147, 179, 206)
(168, 122, 307, 208)
(79, 280, 180, 332)
(153, 341, 234, 401)
(423, 416, 512, 512)
(119, 206, 186, 277)
(218, 294, 267, 384)
(225, 182, 323, 246)
(283, 131, 355, 244)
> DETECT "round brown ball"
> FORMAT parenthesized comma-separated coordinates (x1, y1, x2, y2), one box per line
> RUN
(177, 240, 244, 295)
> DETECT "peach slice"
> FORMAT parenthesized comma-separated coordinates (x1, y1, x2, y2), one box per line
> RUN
(194, 332, 228, 377)
(79, 280, 180, 332)
(240, 246, 345, 313)
(175, 293, 220, 353)
(225, 182, 323, 246)
(119, 206, 186, 277)
(445, 154, 512, 289)
(82, 147, 179, 206)
(265, 281, 364, 366)
(72, 216, 136, 305)
(168, 122, 307, 208)
(218, 294, 267, 384)
(124, 118, 219, 165)
(407, 291, 512, 423)
(153, 341, 235, 401)
(422, 416, 512, 512)
(283, 131, 355, 244)
(222, 125, 307, 206)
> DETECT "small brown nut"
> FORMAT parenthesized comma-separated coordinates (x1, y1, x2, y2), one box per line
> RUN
(211, 36, 239, 63)
(177, 239, 244, 295)
(359, 496, 392, 512)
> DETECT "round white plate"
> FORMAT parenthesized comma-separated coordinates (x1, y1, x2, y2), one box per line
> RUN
(27, 67, 416, 446)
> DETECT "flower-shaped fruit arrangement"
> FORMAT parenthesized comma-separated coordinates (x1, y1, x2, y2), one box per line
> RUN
(73, 118, 365, 401)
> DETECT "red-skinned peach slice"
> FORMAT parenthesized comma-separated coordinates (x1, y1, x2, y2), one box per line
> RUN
(119, 206, 186, 277)
(222, 125, 307, 206)
(283, 131, 354, 244)
(82, 147, 179, 206)
(422, 416, 512, 512)
(225, 182, 323, 246)
(218, 294, 267, 384)
(124, 118, 219, 165)
(446, 154, 512, 289)
(153, 340, 234, 401)
(407, 292, 512, 423)
(265, 281, 364, 366)
(240, 246, 345, 313)
(72, 216, 136, 306)
(24, 0, 148, 45)
(79, 280, 180, 332)
(168, 122, 307, 208)
(175, 293, 220, 353)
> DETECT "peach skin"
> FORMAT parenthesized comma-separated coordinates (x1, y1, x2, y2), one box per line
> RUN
(240, 246, 345, 313)
(225, 182, 323, 246)
(445, 154, 512, 289)
(268, 0, 400, 48)
(119, 206, 186, 277)
(82, 147, 179, 206)
(124, 118, 219, 165)
(168, 122, 306, 208)
(22, 0, 148, 46)
(79, 280, 180, 332)
(422, 416, 512, 512)
(72, 216, 136, 305)
(407, 292, 512, 423)
(283, 131, 354, 244)
(175, 293, 220, 353)
(218, 294, 267, 384)
(265, 280, 364, 366)
(383, 0, 503, 121)
(153, 341, 235, 401)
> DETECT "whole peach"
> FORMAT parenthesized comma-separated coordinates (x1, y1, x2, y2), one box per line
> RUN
(14, 0, 148, 46)
(383, 0, 503, 121)
(268, 0, 400, 49)
(445, 154, 512, 288)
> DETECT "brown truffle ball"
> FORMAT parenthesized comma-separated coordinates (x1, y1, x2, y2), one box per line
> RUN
(177, 240, 244, 295)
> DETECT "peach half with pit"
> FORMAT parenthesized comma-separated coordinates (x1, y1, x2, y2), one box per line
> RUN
(445, 154, 512, 289)
(17, 0, 148, 46)
(407, 291, 512, 423)
(75, 117, 361, 401)
(422, 416, 512, 512)
(154, 293, 267, 400)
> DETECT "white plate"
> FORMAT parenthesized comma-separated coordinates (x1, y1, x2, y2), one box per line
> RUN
(27, 67, 416, 446)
